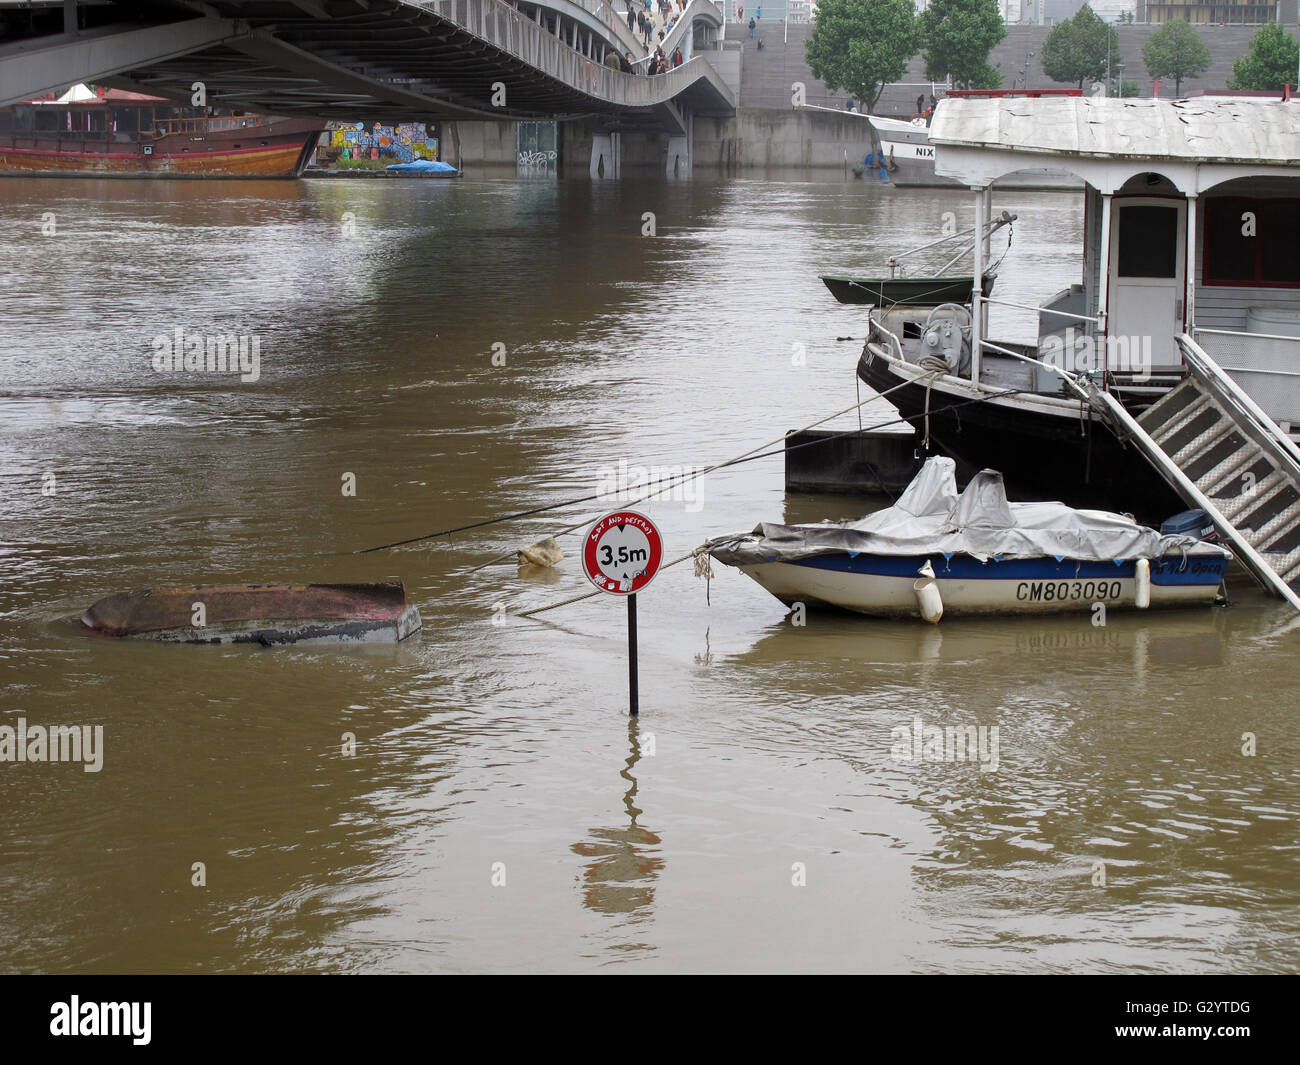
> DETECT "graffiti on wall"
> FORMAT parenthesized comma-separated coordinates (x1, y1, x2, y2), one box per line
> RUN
(330, 121, 439, 161)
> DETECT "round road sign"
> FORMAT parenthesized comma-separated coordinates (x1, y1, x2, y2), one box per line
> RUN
(582, 511, 664, 595)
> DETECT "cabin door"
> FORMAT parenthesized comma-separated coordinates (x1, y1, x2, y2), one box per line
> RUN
(1107, 198, 1186, 373)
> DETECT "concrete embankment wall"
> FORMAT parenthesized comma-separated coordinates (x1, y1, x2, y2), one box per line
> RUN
(558, 108, 878, 171)
(448, 108, 878, 173)
(691, 107, 877, 169)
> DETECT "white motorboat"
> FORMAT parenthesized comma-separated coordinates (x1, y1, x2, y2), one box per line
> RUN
(704, 458, 1231, 622)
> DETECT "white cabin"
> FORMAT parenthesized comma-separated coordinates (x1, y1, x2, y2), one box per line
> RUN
(930, 94, 1300, 429)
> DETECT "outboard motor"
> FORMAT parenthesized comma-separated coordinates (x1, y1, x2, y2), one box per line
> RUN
(1160, 508, 1218, 543)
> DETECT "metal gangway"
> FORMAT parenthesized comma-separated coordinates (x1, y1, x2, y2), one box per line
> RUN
(1085, 333, 1300, 611)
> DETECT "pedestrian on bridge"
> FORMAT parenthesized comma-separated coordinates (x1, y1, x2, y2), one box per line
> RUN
(627, 7, 635, 29)
(748, 16, 755, 37)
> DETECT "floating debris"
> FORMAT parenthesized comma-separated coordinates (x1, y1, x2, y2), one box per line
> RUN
(517, 537, 565, 569)
(80, 582, 422, 645)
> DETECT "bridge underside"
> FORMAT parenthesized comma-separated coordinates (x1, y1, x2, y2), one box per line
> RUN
(0, 1, 735, 130)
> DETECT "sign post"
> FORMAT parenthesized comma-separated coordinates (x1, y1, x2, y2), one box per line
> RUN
(582, 510, 664, 716)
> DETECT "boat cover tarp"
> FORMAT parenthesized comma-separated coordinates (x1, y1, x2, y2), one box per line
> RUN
(708, 457, 1197, 565)
(385, 159, 458, 173)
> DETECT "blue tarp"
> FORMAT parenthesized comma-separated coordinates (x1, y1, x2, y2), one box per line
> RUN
(385, 159, 458, 173)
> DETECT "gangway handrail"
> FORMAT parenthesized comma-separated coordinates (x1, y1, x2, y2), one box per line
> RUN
(1176, 333, 1300, 473)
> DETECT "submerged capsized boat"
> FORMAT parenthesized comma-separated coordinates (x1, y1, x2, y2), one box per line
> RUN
(704, 458, 1231, 622)
(81, 582, 422, 645)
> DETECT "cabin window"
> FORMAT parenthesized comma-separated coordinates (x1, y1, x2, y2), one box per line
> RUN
(110, 107, 139, 133)
(34, 108, 60, 133)
(1204, 197, 1300, 287)
(1116, 205, 1178, 278)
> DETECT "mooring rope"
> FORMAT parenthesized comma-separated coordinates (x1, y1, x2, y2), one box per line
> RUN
(355, 354, 1030, 569)
(461, 373, 931, 573)
(917, 354, 951, 450)
(513, 383, 1036, 620)
(517, 550, 699, 617)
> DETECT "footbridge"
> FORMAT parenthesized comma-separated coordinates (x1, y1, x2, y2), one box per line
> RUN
(0, 0, 735, 161)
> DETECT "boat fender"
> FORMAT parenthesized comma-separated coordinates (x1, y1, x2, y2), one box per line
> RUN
(913, 560, 943, 624)
(1135, 558, 1151, 609)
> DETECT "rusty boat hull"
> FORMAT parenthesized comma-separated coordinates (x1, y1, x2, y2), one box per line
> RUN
(0, 118, 322, 179)
(81, 582, 422, 645)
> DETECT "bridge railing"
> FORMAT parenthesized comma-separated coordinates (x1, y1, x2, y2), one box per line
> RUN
(561, 0, 645, 59)
(416, 0, 735, 112)
(659, 0, 724, 62)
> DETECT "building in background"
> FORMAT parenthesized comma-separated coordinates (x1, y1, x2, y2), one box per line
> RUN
(1089, 0, 1139, 19)
(1139, 0, 1295, 21)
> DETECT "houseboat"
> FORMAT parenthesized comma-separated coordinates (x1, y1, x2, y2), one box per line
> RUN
(0, 84, 324, 178)
(856, 94, 1300, 516)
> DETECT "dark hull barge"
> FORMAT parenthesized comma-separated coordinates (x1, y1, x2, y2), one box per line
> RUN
(81, 582, 422, 645)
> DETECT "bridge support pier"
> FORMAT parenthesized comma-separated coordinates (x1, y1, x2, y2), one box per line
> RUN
(590, 131, 621, 179)
(666, 114, 692, 179)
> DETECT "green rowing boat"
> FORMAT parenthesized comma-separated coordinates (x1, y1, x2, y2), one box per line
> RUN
(819, 274, 996, 306)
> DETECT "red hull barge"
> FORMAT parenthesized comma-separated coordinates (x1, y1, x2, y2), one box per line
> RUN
(0, 86, 323, 179)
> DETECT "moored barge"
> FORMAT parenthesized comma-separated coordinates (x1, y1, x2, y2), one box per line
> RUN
(0, 84, 323, 178)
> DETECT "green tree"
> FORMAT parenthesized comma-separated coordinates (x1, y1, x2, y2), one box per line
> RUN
(804, 0, 920, 113)
(1118, 77, 1141, 97)
(1142, 18, 1210, 97)
(1227, 23, 1300, 92)
(1040, 5, 1120, 90)
(919, 0, 1006, 90)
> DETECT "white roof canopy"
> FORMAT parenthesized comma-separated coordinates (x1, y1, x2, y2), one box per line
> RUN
(931, 96, 1300, 195)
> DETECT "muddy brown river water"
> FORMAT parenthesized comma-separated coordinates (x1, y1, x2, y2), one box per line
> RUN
(0, 173, 1296, 973)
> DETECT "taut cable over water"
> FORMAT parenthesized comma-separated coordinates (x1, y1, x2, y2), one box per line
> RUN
(352, 374, 949, 561)
(353, 378, 1035, 580)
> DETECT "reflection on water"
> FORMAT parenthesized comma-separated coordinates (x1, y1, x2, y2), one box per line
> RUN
(572, 718, 662, 936)
(0, 174, 1296, 973)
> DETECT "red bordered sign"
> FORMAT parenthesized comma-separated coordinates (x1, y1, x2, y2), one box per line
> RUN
(582, 511, 664, 595)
